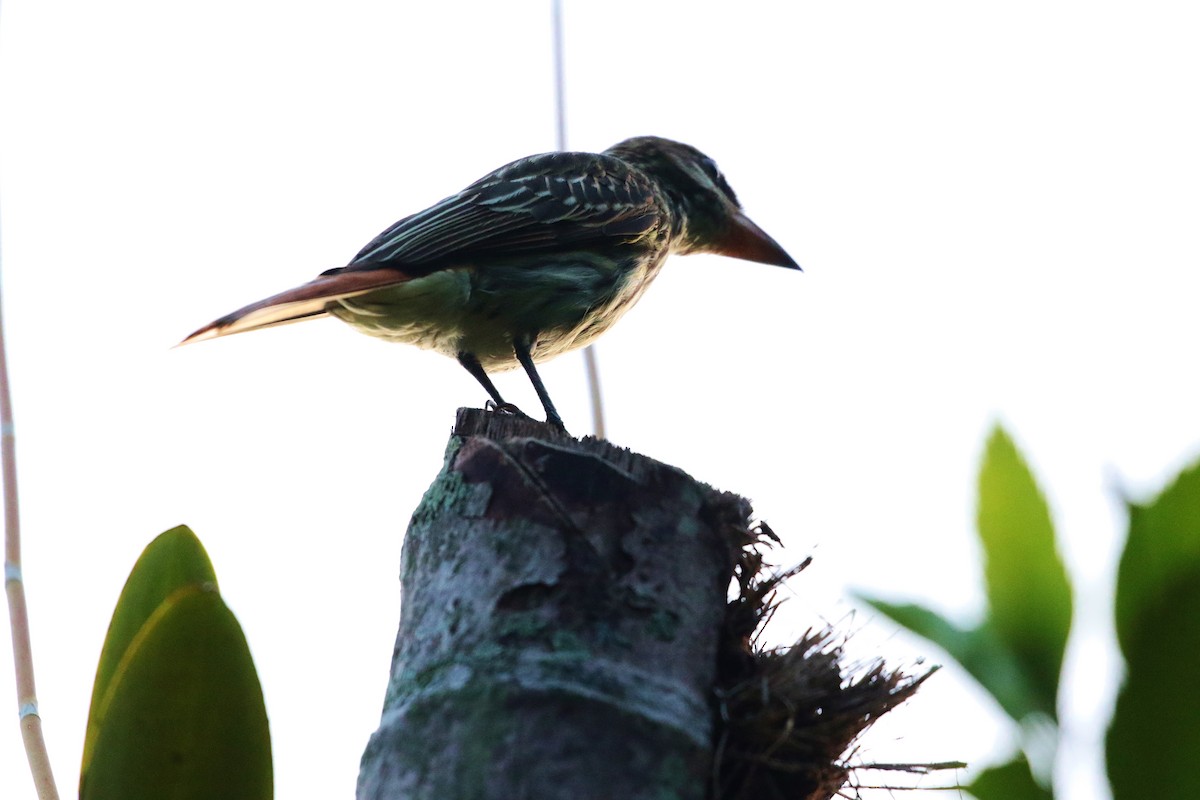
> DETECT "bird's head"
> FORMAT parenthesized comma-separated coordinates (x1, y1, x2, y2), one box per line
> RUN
(605, 136, 799, 269)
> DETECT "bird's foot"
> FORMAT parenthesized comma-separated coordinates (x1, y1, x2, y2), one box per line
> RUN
(485, 401, 569, 433)
(486, 400, 530, 419)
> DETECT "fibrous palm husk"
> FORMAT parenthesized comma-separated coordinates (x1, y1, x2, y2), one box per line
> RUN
(712, 522, 940, 800)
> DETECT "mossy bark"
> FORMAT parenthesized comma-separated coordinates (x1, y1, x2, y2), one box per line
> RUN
(357, 408, 749, 800)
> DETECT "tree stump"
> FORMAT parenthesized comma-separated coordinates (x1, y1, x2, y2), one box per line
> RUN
(356, 408, 750, 800)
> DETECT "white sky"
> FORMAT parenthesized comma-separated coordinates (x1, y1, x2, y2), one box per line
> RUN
(2, 2, 1199, 798)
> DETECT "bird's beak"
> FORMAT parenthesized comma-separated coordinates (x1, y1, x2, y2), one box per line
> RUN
(716, 211, 801, 270)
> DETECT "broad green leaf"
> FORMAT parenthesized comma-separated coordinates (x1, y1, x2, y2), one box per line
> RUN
(968, 754, 1053, 800)
(83, 525, 217, 772)
(1107, 564, 1200, 800)
(81, 584, 272, 800)
(860, 597, 1042, 722)
(977, 427, 1072, 717)
(1114, 459, 1200, 650)
(1109, 459, 1200, 800)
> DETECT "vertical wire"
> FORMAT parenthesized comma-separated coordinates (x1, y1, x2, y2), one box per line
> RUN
(550, 0, 568, 156)
(551, 0, 607, 439)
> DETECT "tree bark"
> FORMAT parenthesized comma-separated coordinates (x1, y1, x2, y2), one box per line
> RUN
(357, 408, 749, 800)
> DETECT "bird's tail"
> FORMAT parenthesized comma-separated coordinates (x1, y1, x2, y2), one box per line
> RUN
(178, 267, 413, 345)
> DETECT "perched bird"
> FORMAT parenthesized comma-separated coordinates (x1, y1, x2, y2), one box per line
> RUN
(181, 136, 798, 429)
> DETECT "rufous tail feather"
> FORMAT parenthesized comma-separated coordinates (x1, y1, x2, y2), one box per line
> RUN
(178, 267, 412, 345)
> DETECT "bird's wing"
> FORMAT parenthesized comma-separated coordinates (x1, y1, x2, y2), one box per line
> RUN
(343, 151, 666, 269)
(180, 153, 666, 347)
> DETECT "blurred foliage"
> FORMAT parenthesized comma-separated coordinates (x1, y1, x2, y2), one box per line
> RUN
(975, 428, 1072, 716)
(860, 425, 1200, 800)
(1113, 462, 1200, 648)
(81, 526, 272, 800)
(1108, 464, 1200, 800)
(861, 599, 1040, 723)
(968, 753, 1052, 800)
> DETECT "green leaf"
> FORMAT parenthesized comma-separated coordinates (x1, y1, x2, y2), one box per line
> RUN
(860, 596, 1042, 722)
(976, 426, 1072, 717)
(1109, 459, 1200, 800)
(1107, 564, 1200, 800)
(1114, 459, 1200, 650)
(83, 525, 218, 772)
(968, 754, 1053, 800)
(80, 584, 272, 800)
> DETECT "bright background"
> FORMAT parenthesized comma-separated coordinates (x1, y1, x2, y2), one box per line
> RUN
(2, 2, 1198, 798)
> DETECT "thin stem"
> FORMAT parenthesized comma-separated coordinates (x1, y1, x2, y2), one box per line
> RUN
(1, 187, 60, 799)
(551, 0, 607, 438)
(581, 347, 605, 439)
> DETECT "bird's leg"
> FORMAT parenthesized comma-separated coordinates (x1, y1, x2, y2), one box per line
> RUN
(456, 352, 525, 417)
(513, 335, 566, 430)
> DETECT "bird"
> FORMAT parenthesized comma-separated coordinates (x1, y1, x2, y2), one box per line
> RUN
(180, 136, 799, 430)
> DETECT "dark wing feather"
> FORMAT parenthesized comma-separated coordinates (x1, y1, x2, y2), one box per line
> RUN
(343, 152, 665, 271)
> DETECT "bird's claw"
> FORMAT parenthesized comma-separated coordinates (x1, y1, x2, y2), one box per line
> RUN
(485, 400, 568, 433)
(486, 400, 528, 418)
